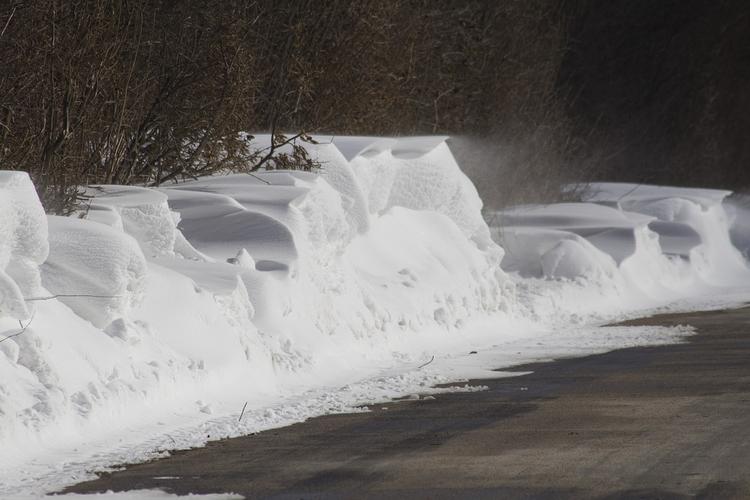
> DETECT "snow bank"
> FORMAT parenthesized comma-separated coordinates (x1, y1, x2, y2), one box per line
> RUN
(489, 182, 750, 306)
(2, 146, 750, 497)
(497, 227, 618, 280)
(726, 194, 750, 260)
(351, 139, 491, 247)
(0, 136, 513, 496)
(41, 216, 148, 328)
(308, 141, 370, 235)
(0, 172, 48, 320)
(157, 141, 507, 342)
(83, 186, 178, 258)
(584, 183, 749, 284)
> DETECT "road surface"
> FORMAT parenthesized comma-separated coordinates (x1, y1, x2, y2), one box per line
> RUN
(64, 306, 750, 499)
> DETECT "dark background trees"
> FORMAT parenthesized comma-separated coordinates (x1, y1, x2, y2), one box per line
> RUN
(558, 0, 750, 193)
(1, 1, 748, 211)
(1, 1, 258, 212)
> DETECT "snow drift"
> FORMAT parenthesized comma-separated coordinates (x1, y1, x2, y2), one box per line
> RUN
(0, 172, 48, 321)
(490, 183, 749, 291)
(1, 137, 750, 496)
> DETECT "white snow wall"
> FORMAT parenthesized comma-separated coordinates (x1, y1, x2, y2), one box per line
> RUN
(0, 172, 49, 320)
(2, 137, 750, 494)
(0, 137, 510, 459)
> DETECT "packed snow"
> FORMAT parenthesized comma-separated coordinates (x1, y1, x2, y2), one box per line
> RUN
(1, 137, 750, 498)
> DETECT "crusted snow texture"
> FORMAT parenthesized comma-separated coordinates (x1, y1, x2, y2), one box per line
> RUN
(491, 183, 749, 285)
(41, 216, 148, 328)
(84, 186, 179, 258)
(0, 172, 49, 320)
(159, 140, 510, 339)
(497, 227, 617, 280)
(583, 183, 748, 284)
(0, 137, 512, 469)
(308, 141, 370, 236)
(351, 141, 492, 248)
(727, 195, 750, 260)
(5, 142, 750, 496)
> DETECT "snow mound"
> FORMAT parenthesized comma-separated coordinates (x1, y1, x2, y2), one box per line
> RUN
(41, 217, 148, 328)
(726, 194, 750, 260)
(4, 143, 750, 497)
(497, 227, 617, 280)
(163, 184, 298, 268)
(320, 135, 448, 161)
(352, 141, 490, 247)
(0, 172, 49, 320)
(493, 202, 650, 264)
(345, 207, 509, 331)
(159, 148, 507, 338)
(491, 182, 749, 289)
(84, 185, 187, 259)
(308, 141, 370, 235)
(585, 182, 731, 209)
(584, 182, 748, 283)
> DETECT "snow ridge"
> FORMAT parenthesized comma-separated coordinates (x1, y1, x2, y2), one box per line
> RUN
(1, 139, 750, 496)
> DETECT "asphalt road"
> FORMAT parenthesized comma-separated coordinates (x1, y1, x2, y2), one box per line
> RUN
(63, 306, 750, 499)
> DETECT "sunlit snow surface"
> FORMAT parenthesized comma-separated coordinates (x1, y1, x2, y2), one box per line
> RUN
(1, 139, 750, 497)
(18, 491, 241, 499)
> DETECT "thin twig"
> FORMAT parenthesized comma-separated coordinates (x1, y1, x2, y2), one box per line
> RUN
(417, 355, 435, 369)
(0, 310, 36, 344)
(238, 401, 248, 422)
(0, 6, 16, 40)
(247, 172, 271, 185)
(24, 293, 121, 302)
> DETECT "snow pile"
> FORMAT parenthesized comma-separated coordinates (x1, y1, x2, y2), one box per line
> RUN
(0, 172, 48, 320)
(41, 216, 148, 328)
(0, 136, 513, 496)
(1, 140, 750, 497)
(726, 194, 750, 260)
(584, 183, 748, 284)
(159, 138, 508, 345)
(489, 183, 750, 295)
(490, 203, 639, 280)
(308, 141, 370, 236)
(83, 186, 180, 258)
(350, 139, 491, 247)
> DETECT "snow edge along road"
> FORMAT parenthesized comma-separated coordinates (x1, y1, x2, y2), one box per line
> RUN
(1, 137, 750, 495)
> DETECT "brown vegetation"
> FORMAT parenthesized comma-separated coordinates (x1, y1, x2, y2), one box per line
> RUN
(2, 1, 748, 212)
(1, 1, 262, 212)
(558, 0, 750, 192)
(0, 1, 576, 211)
